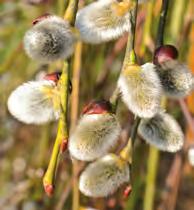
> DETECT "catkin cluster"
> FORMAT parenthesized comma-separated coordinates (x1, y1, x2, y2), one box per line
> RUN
(7, 0, 194, 200)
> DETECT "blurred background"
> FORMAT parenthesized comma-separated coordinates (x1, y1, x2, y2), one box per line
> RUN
(0, 0, 194, 210)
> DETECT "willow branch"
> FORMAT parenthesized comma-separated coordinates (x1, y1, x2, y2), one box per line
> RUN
(156, 0, 169, 47)
(64, 0, 79, 25)
(43, 62, 69, 196)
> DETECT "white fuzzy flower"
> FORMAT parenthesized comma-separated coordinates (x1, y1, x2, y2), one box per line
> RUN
(7, 80, 60, 124)
(79, 154, 130, 197)
(75, 0, 133, 44)
(188, 147, 194, 166)
(138, 111, 184, 152)
(69, 113, 121, 161)
(157, 60, 193, 98)
(118, 63, 162, 118)
(24, 15, 76, 63)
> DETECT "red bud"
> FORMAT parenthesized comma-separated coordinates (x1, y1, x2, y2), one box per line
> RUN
(123, 185, 132, 198)
(82, 100, 112, 115)
(60, 139, 68, 153)
(43, 72, 61, 83)
(44, 183, 54, 197)
(32, 13, 51, 25)
(154, 45, 178, 65)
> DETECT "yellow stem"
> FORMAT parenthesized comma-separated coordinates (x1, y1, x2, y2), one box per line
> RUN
(143, 146, 159, 210)
(43, 61, 69, 195)
(64, 0, 79, 25)
(71, 41, 83, 210)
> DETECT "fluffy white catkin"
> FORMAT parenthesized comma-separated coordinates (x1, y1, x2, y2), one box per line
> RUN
(79, 154, 130, 197)
(138, 111, 184, 152)
(118, 63, 162, 118)
(69, 113, 121, 161)
(7, 80, 60, 124)
(75, 0, 131, 44)
(157, 60, 193, 98)
(24, 16, 75, 63)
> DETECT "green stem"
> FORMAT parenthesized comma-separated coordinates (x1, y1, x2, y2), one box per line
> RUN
(156, 0, 169, 47)
(143, 147, 159, 210)
(120, 117, 141, 164)
(124, 0, 139, 65)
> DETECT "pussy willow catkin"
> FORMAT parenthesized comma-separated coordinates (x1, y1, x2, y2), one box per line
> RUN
(8, 80, 60, 124)
(138, 111, 184, 152)
(79, 154, 130, 197)
(24, 16, 76, 63)
(75, 0, 132, 44)
(118, 63, 162, 118)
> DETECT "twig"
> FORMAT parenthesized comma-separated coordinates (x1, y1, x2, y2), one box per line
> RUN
(157, 153, 183, 210)
(55, 179, 72, 210)
(43, 62, 69, 196)
(64, 0, 79, 25)
(156, 0, 169, 47)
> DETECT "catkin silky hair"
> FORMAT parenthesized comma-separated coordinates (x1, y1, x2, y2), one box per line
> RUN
(7, 80, 60, 124)
(69, 113, 121, 161)
(24, 16, 75, 63)
(138, 111, 184, 152)
(75, 0, 132, 44)
(156, 60, 193, 98)
(79, 154, 130, 197)
(118, 63, 162, 118)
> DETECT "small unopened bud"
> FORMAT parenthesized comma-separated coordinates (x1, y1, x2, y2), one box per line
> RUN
(188, 146, 194, 166)
(123, 184, 132, 198)
(44, 183, 54, 197)
(24, 15, 76, 63)
(32, 13, 51, 25)
(43, 72, 61, 84)
(82, 100, 112, 115)
(7, 80, 60, 124)
(60, 138, 68, 153)
(118, 63, 162, 118)
(154, 45, 178, 65)
(138, 111, 184, 152)
(69, 100, 121, 161)
(79, 154, 130, 197)
(75, 0, 132, 44)
(156, 60, 193, 98)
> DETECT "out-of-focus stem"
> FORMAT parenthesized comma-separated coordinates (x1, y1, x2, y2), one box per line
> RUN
(71, 41, 83, 210)
(169, 0, 187, 44)
(143, 147, 159, 210)
(139, 0, 155, 56)
(71, 41, 82, 129)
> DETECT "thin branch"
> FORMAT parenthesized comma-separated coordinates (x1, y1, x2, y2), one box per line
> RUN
(156, 0, 169, 47)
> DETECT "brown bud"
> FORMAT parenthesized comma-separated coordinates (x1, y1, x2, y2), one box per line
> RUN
(43, 72, 61, 83)
(32, 13, 51, 25)
(82, 100, 112, 115)
(60, 138, 68, 153)
(153, 45, 178, 65)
